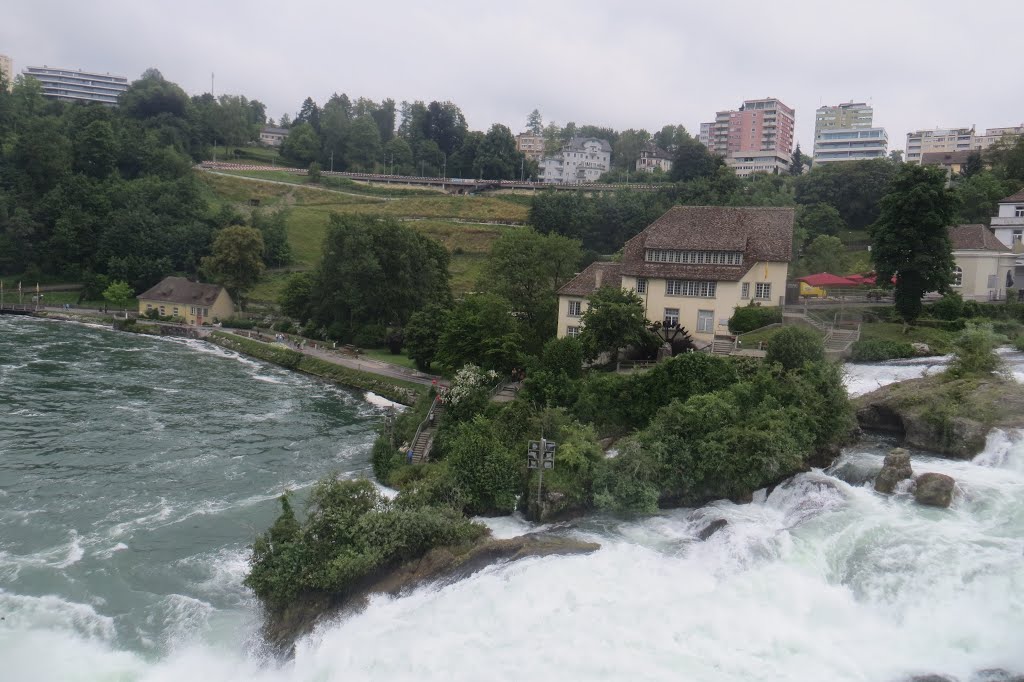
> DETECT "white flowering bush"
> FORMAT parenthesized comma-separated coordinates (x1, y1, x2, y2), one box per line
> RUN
(444, 365, 499, 407)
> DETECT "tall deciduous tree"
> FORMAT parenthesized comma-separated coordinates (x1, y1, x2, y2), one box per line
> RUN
(404, 303, 450, 371)
(578, 286, 654, 363)
(202, 225, 266, 306)
(474, 124, 521, 180)
(345, 116, 382, 170)
(870, 165, 958, 325)
(526, 109, 543, 135)
(800, 235, 849, 275)
(280, 122, 320, 165)
(794, 158, 898, 230)
(436, 293, 525, 373)
(670, 134, 718, 183)
(102, 280, 134, 313)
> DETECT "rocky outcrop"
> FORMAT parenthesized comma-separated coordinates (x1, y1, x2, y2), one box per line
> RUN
(262, 533, 599, 655)
(875, 448, 913, 493)
(697, 518, 728, 540)
(855, 376, 1024, 458)
(914, 472, 955, 508)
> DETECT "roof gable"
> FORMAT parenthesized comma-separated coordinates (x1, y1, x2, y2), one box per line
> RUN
(626, 206, 794, 260)
(557, 262, 622, 297)
(137, 276, 228, 306)
(999, 188, 1024, 204)
(949, 224, 1009, 252)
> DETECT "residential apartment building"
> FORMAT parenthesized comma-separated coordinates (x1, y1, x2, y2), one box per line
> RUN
(556, 206, 793, 343)
(813, 127, 889, 164)
(0, 54, 12, 90)
(515, 132, 546, 161)
(814, 102, 873, 134)
(698, 122, 714, 149)
(539, 136, 612, 185)
(259, 126, 290, 147)
(905, 127, 974, 164)
(973, 125, 1024, 151)
(710, 98, 795, 176)
(23, 65, 128, 105)
(636, 143, 673, 173)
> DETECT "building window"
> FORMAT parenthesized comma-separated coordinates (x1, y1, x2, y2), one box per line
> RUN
(666, 280, 717, 297)
(172, 307, 179, 316)
(159, 306, 165, 315)
(567, 300, 582, 317)
(987, 274, 997, 289)
(566, 326, 580, 338)
(663, 308, 680, 327)
(1014, 230, 1023, 243)
(146, 304, 153, 311)
(741, 283, 750, 300)
(754, 283, 772, 300)
(697, 310, 715, 333)
(1016, 206, 1024, 218)
(952, 266, 963, 287)
(635, 278, 647, 294)
(191, 306, 197, 315)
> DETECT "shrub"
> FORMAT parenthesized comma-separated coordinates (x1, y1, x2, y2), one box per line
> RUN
(961, 300, 983, 318)
(221, 318, 257, 330)
(445, 416, 521, 515)
(929, 292, 963, 321)
(1015, 336, 1024, 352)
(850, 339, 916, 362)
(273, 320, 295, 334)
(728, 304, 783, 334)
(353, 324, 387, 348)
(244, 479, 486, 611)
(947, 322, 1001, 378)
(765, 326, 825, 370)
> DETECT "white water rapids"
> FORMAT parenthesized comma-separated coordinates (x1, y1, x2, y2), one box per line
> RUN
(3, 322, 1024, 681)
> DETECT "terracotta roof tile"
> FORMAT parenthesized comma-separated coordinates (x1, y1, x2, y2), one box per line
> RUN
(557, 262, 622, 296)
(999, 188, 1024, 203)
(137, 276, 226, 305)
(949, 224, 1009, 252)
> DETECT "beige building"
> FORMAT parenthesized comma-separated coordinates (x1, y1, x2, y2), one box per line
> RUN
(814, 102, 873, 134)
(950, 224, 1016, 302)
(973, 125, 1024, 151)
(0, 54, 12, 90)
(137, 277, 235, 325)
(556, 206, 793, 344)
(259, 126, 289, 147)
(906, 127, 975, 164)
(515, 132, 545, 161)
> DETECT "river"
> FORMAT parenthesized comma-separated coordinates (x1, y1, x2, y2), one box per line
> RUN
(2, 317, 1022, 681)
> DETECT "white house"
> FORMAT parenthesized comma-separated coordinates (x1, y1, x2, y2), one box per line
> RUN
(539, 137, 611, 185)
(259, 126, 290, 147)
(636, 143, 673, 173)
(989, 188, 1024, 286)
(950, 224, 1017, 302)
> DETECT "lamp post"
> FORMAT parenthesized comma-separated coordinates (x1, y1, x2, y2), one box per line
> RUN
(527, 438, 556, 520)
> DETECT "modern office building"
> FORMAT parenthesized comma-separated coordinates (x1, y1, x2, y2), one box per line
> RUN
(22, 65, 128, 105)
(709, 98, 795, 176)
(905, 127, 974, 164)
(813, 127, 888, 164)
(0, 54, 12, 90)
(814, 102, 873, 134)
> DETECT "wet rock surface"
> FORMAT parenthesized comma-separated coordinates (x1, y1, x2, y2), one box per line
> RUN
(875, 447, 913, 493)
(914, 472, 956, 507)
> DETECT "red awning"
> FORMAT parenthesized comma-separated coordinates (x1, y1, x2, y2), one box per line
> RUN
(798, 272, 859, 287)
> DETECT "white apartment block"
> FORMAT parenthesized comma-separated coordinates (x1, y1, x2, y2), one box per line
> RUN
(698, 122, 714, 149)
(539, 136, 612, 185)
(814, 102, 873, 135)
(725, 150, 791, 177)
(905, 127, 974, 164)
(973, 125, 1024, 151)
(813, 127, 889, 164)
(23, 65, 128, 105)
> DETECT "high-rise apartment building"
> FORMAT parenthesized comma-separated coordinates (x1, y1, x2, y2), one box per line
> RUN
(710, 98, 795, 176)
(813, 128, 889, 165)
(0, 54, 12, 90)
(814, 102, 873, 134)
(973, 125, 1024, 151)
(698, 122, 714, 149)
(22, 65, 128, 105)
(905, 127, 974, 164)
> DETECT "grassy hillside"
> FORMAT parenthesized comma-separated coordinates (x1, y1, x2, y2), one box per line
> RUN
(198, 170, 524, 303)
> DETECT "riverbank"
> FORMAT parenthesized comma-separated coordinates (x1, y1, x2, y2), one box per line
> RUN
(208, 331, 425, 406)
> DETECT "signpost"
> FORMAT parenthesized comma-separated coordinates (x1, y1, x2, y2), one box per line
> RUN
(527, 438, 556, 515)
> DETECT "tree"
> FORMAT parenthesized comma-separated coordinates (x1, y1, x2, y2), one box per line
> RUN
(436, 293, 525, 373)
(578, 286, 653, 363)
(73, 120, 117, 178)
(795, 203, 846, 244)
(960, 151, 985, 180)
(526, 109, 543, 135)
(474, 124, 521, 180)
(652, 125, 689, 152)
(120, 69, 189, 120)
(870, 164, 958, 325)
(795, 159, 898, 230)
(251, 209, 291, 267)
(201, 225, 266, 306)
(383, 137, 414, 174)
(278, 272, 313, 321)
(307, 161, 321, 183)
(295, 97, 321, 133)
(612, 129, 651, 171)
(789, 143, 806, 176)
(888, 149, 904, 164)
(405, 304, 450, 371)
(953, 171, 1018, 224)
(670, 135, 718, 182)
(280, 122, 320, 165)
(102, 280, 134, 314)
(345, 116, 382, 170)
(800, 235, 849, 275)
(483, 228, 582, 347)
(764, 326, 825, 370)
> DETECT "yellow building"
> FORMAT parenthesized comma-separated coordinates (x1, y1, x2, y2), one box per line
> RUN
(556, 206, 794, 344)
(950, 224, 1017, 302)
(136, 276, 235, 325)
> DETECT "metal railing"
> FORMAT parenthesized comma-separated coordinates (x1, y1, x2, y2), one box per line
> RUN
(409, 394, 442, 461)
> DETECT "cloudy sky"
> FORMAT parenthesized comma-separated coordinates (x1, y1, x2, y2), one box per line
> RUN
(4, 0, 1022, 153)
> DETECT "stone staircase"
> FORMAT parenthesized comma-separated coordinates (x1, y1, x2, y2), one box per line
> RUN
(711, 338, 735, 355)
(490, 382, 521, 403)
(410, 401, 445, 464)
(825, 328, 860, 353)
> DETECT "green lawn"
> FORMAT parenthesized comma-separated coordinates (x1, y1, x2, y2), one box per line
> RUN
(360, 347, 419, 370)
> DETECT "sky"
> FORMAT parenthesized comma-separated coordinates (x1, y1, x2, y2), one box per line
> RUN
(4, 0, 1022, 154)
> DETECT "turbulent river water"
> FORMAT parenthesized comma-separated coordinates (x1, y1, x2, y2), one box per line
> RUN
(2, 317, 1023, 682)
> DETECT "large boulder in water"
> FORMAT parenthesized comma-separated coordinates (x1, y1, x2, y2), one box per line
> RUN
(875, 447, 913, 493)
(914, 472, 955, 507)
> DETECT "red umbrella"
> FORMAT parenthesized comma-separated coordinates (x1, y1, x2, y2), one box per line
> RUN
(798, 272, 859, 287)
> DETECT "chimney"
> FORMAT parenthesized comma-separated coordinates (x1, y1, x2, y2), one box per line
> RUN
(594, 267, 604, 288)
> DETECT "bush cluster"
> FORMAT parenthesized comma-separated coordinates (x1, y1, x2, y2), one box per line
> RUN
(850, 339, 916, 362)
(728, 305, 783, 334)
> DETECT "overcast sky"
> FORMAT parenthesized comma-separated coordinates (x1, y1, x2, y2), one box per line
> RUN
(4, 0, 1022, 154)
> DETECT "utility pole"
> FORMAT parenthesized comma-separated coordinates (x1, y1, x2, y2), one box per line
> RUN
(526, 437, 556, 520)
(330, 150, 334, 173)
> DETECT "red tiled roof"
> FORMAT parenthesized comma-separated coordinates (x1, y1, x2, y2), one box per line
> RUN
(137, 276, 226, 305)
(999, 188, 1024, 204)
